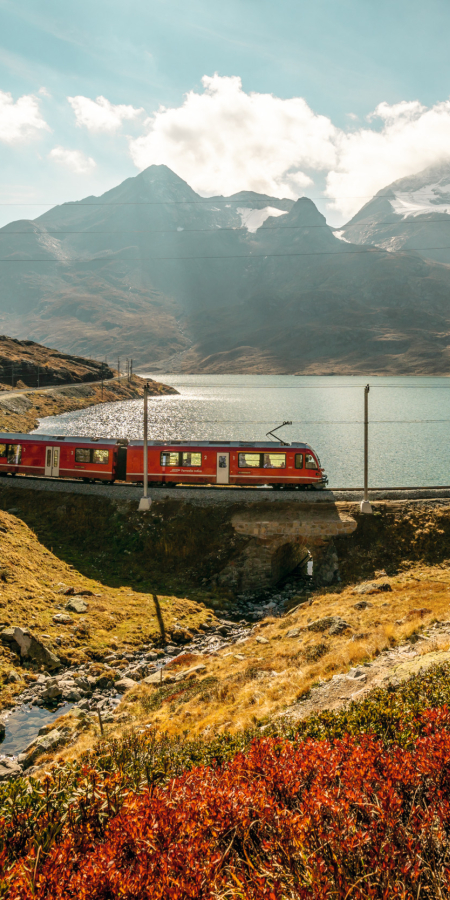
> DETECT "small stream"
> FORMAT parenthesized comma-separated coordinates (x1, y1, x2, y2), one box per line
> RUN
(0, 571, 312, 762)
(1, 702, 74, 757)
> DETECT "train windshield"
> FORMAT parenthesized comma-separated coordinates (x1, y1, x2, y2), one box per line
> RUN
(305, 453, 318, 469)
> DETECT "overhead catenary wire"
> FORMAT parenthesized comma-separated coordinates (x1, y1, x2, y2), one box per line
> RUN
(138, 382, 450, 388)
(5, 244, 450, 261)
(3, 221, 450, 234)
(0, 195, 401, 206)
(138, 418, 450, 425)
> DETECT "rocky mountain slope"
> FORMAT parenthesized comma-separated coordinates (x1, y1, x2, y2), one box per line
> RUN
(4, 165, 450, 372)
(339, 160, 450, 265)
(0, 335, 114, 389)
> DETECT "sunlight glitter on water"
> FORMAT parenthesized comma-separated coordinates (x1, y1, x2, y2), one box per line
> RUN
(33, 374, 450, 489)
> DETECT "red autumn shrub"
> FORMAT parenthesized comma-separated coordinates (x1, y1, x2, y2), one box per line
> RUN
(4, 707, 450, 899)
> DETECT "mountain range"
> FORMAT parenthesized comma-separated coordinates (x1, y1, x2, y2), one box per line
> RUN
(3, 163, 450, 373)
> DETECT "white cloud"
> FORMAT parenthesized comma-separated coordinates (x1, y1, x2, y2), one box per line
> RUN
(49, 146, 96, 174)
(127, 76, 450, 221)
(326, 100, 450, 219)
(0, 90, 49, 144)
(68, 95, 144, 132)
(129, 74, 336, 198)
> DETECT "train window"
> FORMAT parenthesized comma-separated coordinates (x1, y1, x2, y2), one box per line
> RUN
(295, 453, 304, 469)
(238, 453, 261, 468)
(7, 444, 21, 465)
(181, 452, 202, 467)
(160, 451, 180, 467)
(262, 453, 285, 469)
(0, 444, 6, 458)
(92, 449, 109, 464)
(305, 453, 317, 469)
(75, 448, 90, 463)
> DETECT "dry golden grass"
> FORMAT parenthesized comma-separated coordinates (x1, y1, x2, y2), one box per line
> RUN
(0, 510, 212, 710)
(109, 564, 450, 740)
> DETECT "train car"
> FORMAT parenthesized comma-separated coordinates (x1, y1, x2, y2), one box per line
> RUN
(0, 433, 127, 482)
(126, 441, 327, 489)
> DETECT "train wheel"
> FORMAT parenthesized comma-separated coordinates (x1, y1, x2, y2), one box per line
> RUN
(272, 484, 283, 491)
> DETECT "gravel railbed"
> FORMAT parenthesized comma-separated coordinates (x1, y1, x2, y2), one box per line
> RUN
(1, 476, 450, 505)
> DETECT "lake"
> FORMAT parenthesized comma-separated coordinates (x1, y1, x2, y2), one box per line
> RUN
(34, 374, 450, 489)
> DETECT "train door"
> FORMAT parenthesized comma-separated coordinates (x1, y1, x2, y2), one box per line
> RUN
(45, 446, 60, 477)
(116, 445, 127, 481)
(216, 452, 229, 484)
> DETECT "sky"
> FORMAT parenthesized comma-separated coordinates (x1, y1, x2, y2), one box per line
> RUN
(1, 0, 450, 227)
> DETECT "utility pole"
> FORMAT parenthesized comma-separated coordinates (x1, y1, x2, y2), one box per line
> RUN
(130, 359, 133, 381)
(117, 357, 120, 379)
(101, 362, 104, 400)
(360, 384, 372, 514)
(139, 382, 152, 511)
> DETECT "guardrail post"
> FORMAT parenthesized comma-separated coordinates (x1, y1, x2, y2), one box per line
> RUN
(360, 383, 372, 514)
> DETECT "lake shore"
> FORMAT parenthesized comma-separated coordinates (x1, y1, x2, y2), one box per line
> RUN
(0, 374, 178, 434)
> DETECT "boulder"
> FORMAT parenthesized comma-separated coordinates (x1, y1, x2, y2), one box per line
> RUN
(95, 673, 115, 690)
(0, 719, 5, 741)
(171, 627, 193, 644)
(40, 682, 63, 701)
(354, 582, 392, 595)
(255, 636, 269, 644)
(307, 617, 336, 633)
(53, 613, 72, 625)
(59, 683, 82, 701)
(0, 758, 22, 781)
(65, 597, 88, 614)
(286, 627, 302, 638)
(329, 618, 351, 635)
(18, 728, 63, 769)
(0, 627, 61, 671)
(173, 663, 207, 682)
(353, 600, 373, 610)
(143, 670, 176, 686)
(115, 677, 139, 693)
(307, 616, 351, 635)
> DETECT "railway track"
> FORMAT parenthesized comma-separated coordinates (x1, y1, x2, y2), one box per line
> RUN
(1, 474, 450, 505)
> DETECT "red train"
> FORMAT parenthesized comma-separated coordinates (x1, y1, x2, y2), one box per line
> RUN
(0, 434, 327, 490)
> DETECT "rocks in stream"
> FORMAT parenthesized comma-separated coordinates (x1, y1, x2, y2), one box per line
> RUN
(0, 627, 61, 671)
(2, 618, 257, 765)
(115, 677, 138, 693)
(0, 757, 22, 781)
(18, 728, 66, 769)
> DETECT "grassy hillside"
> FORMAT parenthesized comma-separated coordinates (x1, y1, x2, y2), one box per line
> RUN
(3, 661, 450, 897)
(0, 509, 212, 712)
